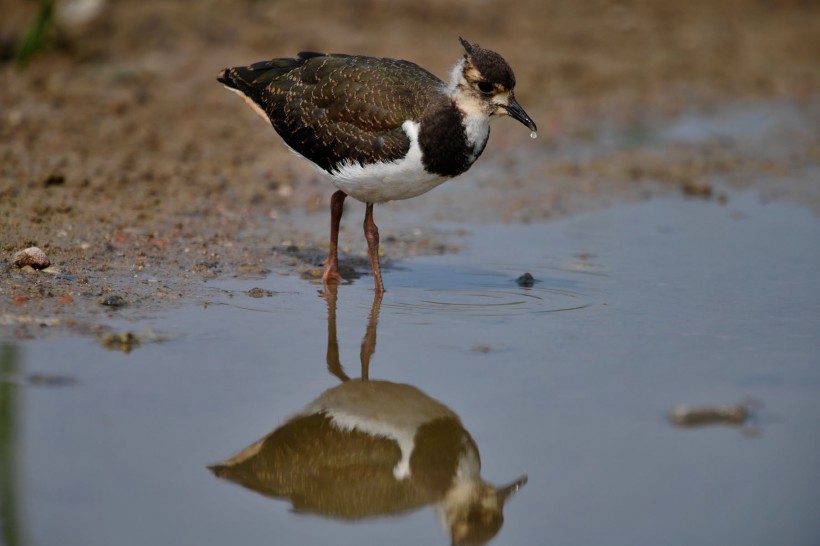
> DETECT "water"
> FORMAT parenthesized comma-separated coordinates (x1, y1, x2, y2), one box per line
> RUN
(3, 194, 819, 545)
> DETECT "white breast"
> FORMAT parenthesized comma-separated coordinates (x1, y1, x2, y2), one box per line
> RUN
(326, 120, 447, 204)
(462, 113, 490, 163)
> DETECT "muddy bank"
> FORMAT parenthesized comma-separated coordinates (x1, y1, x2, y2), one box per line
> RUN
(1, 0, 819, 340)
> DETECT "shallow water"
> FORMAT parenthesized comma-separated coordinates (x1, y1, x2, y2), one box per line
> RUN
(3, 193, 820, 546)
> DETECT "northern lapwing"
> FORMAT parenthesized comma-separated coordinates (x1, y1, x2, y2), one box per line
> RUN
(209, 380, 527, 543)
(218, 38, 537, 293)
(209, 284, 527, 544)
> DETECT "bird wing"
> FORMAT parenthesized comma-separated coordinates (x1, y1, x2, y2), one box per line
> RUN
(218, 54, 444, 173)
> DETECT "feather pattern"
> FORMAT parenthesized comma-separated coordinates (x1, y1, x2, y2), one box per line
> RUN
(218, 53, 444, 174)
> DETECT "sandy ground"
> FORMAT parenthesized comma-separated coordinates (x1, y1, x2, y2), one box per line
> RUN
(1, 0, 819, 340)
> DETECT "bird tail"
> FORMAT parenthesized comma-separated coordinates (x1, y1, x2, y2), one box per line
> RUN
(217, 53, 331, 122)
(218, 55, 324, 115)
(216, 58, 300, 120)
(217, 50, 329, 91)
(218, 57, 296, 86)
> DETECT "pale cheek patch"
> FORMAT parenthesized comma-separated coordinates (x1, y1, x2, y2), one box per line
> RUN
(454, 93, 487, 118)
(492, 91, 512, 116)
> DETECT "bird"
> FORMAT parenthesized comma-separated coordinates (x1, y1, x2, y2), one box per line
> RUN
(209, 284, 527, 544)
(217, 37, 537, 293)
(209, 380, 528, 544)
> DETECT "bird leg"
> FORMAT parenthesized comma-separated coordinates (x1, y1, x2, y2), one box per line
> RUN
(320, 283, 351, 382)
(363, 203, 385, 294)
(359, 289, 383, 380)
(322, 190, 347, 285)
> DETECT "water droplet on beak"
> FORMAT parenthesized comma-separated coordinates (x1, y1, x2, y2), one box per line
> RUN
(530, 131, 538, 140)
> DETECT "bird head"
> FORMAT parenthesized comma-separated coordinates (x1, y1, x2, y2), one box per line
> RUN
(451, 38, 537, 133)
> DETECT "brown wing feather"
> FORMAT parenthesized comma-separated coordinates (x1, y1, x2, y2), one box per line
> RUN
(219, 54, 444, 172)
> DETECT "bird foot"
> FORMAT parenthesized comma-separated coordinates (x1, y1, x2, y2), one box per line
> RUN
(322, 266, 345, 285)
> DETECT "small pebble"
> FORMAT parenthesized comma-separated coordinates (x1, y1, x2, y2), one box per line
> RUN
(13, 247, 51, 270)
(681, 179, 713, 198)
(247, 287, 273, 298)
(42, 174, 65, 187)
(516, 272, 536, 287)
(99, 294, 127, 307)
(100, 331, 140, 352)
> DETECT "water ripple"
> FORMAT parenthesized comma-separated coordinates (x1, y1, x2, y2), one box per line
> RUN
(385, 286, 590, 316)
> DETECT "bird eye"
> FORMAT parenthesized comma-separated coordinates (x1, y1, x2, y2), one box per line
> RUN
(477, 81, 494, 94)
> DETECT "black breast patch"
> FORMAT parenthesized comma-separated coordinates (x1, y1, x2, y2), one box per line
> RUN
(418, 99, 480, 178)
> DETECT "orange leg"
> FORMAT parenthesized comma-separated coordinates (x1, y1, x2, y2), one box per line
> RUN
(322, 190, 347, 285)
(363, 202, 385, 294)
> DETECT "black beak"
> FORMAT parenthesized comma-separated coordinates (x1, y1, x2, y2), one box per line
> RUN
(504, 97, 537, 132)
(496, 474, 528, 502)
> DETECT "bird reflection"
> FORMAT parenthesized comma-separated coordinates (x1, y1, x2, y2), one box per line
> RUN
(209, 286, 526, 545)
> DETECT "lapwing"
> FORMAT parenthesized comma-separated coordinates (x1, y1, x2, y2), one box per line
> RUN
(218, 38, 537, 293)
(210, 381, 527, 544)
(209, 284, 527, 544)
